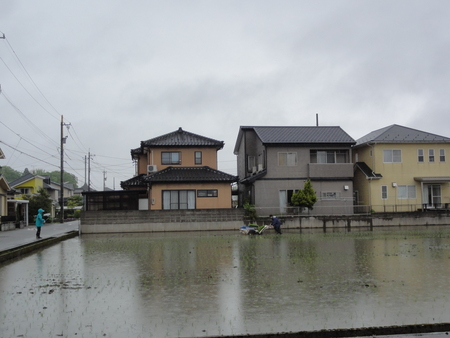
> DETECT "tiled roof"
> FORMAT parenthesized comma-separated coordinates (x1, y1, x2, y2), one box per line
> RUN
(355, 162, 382, 179)
(355, 124, 450, 147)
(234, 126, 355, 153)
(144, 166, 238, 184)
(120, 174, 147, 188)
(132, 127, 224, 156)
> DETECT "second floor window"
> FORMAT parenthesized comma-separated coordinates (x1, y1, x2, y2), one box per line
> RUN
(278, 152, 297, 166)
(440, 149, 446, 162)
(383, 149, 401, 163)
(20, 188, 30, 194)
(418, 149, 424, 163)
(162, 152, 181, 165)
(310, 150, 348, 163)
(429, 149, 435, 162)
(194, 151, 202, 165)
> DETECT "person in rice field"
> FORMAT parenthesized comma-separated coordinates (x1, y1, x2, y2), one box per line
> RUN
(269, 215, 282, 234)
(35, 208, 45, 239)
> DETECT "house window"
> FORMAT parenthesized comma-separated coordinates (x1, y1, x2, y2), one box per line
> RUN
(20, 188, 30, 194)
(278, 152, 297, 166)
(310, 150, 348, 163)
(439, 149, 446, 162)
(381, 185, 388, 199)
(321, 192, 340, 200)
(398, 185, 416, 199)
(429, 149, 435, 163)
(197, 190, 218, 197)
(279, 190, 298, 212)
(162, 152, 181, 165)
(383, 149, 401, 163)
(162, 190, 195, 209)
(418, 149, 424, 163)
(247, 156, 256, 173)
(194, 151, 202, 165)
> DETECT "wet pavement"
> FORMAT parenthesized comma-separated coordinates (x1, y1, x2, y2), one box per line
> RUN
(0, 220, 80, 252)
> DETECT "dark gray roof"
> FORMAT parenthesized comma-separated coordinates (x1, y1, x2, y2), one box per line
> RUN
(234, 126, 355, 153)
(355, 124, 450, 147)
(8, 173, 37, 187)
(144, 166, 237, 184)
(121, 167, 237, 188)
(355, 162, 382, 179)
(132, 127, 224, 156)
(121, 174, 147, 188)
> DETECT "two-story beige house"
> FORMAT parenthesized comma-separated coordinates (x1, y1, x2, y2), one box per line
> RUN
(234, 126, 356, 215)
(121, 128, 237, 210)
(353, 124, 450, 212)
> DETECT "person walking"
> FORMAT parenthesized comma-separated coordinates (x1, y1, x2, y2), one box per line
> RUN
(35, 208, 45, 239)
(269, 215, 282, 234)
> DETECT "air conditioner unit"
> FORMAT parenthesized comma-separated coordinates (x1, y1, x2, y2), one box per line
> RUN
(147, 165, 158, 173)
(258, 164, 263, 172)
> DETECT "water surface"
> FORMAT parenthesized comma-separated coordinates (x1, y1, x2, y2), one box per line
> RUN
(1, 226, 450, 337)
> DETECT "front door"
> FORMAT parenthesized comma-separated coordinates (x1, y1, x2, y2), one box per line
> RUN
(425, 184, 441, 208)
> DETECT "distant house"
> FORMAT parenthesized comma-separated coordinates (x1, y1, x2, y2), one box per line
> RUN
(121, 127, 237, 210)
(234, 126, 356, 215)
(8, 173, 74, 217)
(0, 175, 11, 219)
(353, 124, 450, 212)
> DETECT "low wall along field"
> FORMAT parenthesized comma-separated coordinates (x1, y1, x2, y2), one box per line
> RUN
(80, 209, 450, 233)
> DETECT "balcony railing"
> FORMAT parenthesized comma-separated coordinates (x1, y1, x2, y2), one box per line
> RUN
(308, 163, 353, 178)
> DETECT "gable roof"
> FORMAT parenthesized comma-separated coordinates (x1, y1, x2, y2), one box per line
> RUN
(121, 167, 237, 188)
(234, 126, 355, 153)
(8, 172, 38, 187)
(355, 124, 450, 147)
(0, 175, 11, 191)
(132, 127, 224, 156)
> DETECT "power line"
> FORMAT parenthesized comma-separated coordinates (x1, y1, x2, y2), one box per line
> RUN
(0, 34, 60, 120)
(0, 140, 60, 169)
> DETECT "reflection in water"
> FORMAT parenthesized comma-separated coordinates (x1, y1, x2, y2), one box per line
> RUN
(1, 227, 450, 337)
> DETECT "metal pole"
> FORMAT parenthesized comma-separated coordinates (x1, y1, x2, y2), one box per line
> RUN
(60, 115, 64, 223)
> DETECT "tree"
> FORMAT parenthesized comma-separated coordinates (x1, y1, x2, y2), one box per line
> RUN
(23, 187, 53, 222)
(291, 179, 317, 210)
(0, 166, 22, 182)
(49, 171, 78, 188)
(67, 195, 83, 208)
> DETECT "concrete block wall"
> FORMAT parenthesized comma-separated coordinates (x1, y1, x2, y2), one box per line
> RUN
(80, 209, 450, 234)
(80, 209, 246, 233)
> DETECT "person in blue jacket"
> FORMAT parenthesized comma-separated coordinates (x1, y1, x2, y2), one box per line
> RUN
(269, 215, 282, 234)
(35, 208, 45, 239)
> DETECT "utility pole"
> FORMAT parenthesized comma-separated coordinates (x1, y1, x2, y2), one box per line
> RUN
(60, 115, 70, 223)
(87, 152, 94, 191)
(103, 171, 107, 191)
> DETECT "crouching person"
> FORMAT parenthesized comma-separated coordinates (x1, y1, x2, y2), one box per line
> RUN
(269, 215, 282, 234)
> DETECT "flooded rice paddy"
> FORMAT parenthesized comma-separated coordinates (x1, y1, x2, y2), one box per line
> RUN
(1, 226, 450, 337)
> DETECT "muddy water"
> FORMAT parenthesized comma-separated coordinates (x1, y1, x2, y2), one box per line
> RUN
(1, 226, 450, 337)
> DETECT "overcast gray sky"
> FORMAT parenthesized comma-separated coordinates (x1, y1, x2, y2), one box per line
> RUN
(1, 0, 450, 190)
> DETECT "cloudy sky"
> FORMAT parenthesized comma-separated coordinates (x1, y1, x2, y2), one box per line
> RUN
(1, 0, 450, 190)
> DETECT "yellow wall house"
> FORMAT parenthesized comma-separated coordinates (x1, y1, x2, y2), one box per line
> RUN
(0, 175, 11, 218)
(121, 128, 237, 210)
(353, 124, 450, 212)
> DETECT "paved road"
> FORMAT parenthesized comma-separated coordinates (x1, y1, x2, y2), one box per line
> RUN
(0, 220, 80, 253)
